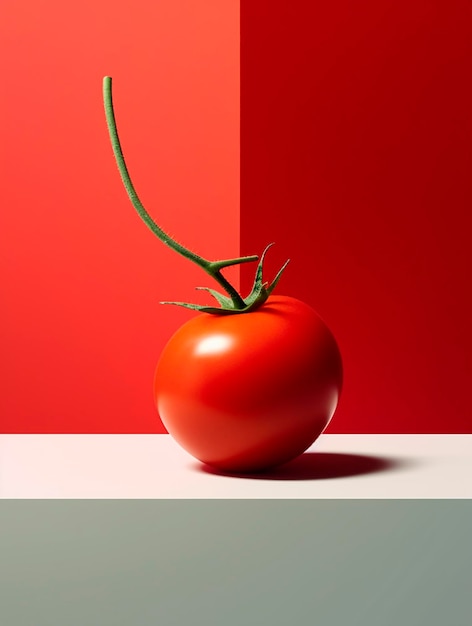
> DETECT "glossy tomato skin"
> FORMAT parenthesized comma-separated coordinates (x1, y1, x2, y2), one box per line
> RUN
(154, 295, 342, 472)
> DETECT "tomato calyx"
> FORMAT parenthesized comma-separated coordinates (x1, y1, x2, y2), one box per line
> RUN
(162, 243, 290, 314)
(103, 76, 290, 315)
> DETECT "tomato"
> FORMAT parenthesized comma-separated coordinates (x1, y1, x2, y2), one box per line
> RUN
(154, 295, 342, 472)
(103, 77, 343, 473)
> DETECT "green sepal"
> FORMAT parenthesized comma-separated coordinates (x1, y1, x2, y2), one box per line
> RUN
(242, 243, 273, 307)
(195, 287, 234, 308)
(266, 258, 290, 296)
(160, 301, 232, 314)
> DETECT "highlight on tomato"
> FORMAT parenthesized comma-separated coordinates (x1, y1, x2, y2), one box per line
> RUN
(103, 76, 343, 473)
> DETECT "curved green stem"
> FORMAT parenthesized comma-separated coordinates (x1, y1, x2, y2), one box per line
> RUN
(103, 76, 247, 309)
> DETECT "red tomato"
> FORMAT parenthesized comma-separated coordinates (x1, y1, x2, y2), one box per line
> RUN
(154, 295, 343, 472)
(103, 77, 342, 471)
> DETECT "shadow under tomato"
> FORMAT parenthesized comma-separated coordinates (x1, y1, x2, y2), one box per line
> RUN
(196, 451, 411, 481)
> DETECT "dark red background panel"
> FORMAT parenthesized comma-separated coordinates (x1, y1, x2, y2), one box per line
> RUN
(241, 0, 472, 432)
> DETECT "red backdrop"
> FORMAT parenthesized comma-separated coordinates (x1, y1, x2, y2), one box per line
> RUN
(241, 0, 472, 433)
(2, 1, 471, 434)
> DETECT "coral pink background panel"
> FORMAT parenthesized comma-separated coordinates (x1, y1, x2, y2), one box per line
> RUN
(1, 1, 239, 432)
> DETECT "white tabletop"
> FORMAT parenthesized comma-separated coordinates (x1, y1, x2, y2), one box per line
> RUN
(1, 434, 470, 499)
